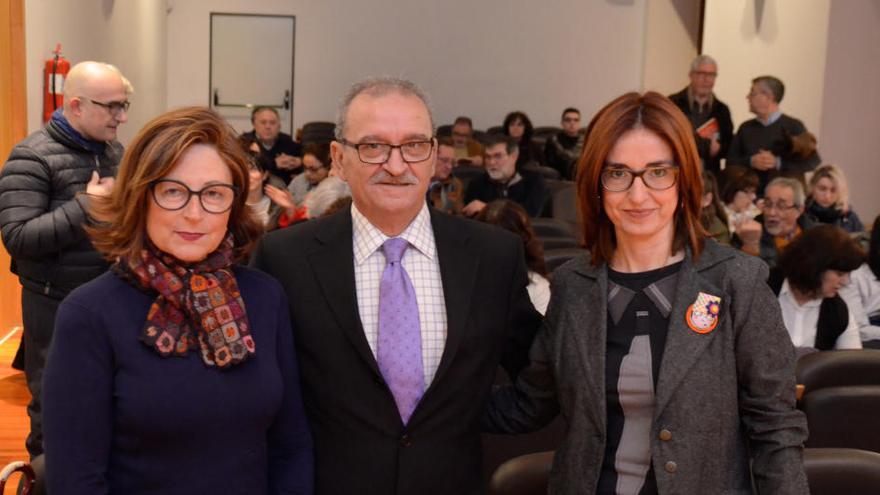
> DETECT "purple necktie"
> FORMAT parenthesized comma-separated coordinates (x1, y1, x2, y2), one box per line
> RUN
(377, 237, 424, 425)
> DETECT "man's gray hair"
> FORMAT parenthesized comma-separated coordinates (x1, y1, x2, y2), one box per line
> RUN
(334, 77, 435, 140)
(690, 54, 717, 72)
(766, 176, 805, 207)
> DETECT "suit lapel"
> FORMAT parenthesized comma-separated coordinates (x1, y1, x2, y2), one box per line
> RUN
(570, 259, 609, 431)
(654, 250, 726, 417)
(426, 210, 478, 391)
(308, 210, 381, 377)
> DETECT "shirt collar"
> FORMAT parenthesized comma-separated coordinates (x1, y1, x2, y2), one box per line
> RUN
(760, 111, 783, 126)
(780, 279, 822, 308)
(686, 86, 714, 111)
(351, 202, 436, 265)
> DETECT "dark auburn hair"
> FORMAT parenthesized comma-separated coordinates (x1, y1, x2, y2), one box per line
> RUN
(778, 224, 864, 296)
(478, 200, 548, 278)
(502, 111, 534, 143)
(88, 107, 264, 264)
(870, 215, 880, 279)
(302, 141, 332, 169)
(701, 170, 729, 233)
(574, 91, 704, 266)
(719, 166, 760, 205)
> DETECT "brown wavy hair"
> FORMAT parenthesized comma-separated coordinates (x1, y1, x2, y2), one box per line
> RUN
(574, 91, 704, 266)
(88, 106, 264, 264)
(477, 199, 548, 278)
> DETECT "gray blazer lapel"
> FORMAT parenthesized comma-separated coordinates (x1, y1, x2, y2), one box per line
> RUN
(308, 210, 382, 377)
(570, 258, 609, 430)
(654, 249, 727, 417)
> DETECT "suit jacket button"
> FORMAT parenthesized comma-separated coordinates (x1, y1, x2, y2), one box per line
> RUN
(665, 461, 677, 473)
(659, 429, 672, 441)
(400, 434, 412, 448)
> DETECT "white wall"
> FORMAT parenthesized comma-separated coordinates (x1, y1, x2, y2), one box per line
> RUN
(819, 0, 880, 222)
(166, 0, 649, 132)
(24, 0, 166, 145)
(642, 0, 700, 94)
(702, 0, 831, 132)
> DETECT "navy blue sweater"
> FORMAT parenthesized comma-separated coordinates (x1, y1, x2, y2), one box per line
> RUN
(43, 266, 313, 494)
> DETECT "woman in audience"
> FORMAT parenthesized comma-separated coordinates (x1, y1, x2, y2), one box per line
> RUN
(840, 215, 880, 348)
(773, 224, 864, 351)
(700, 170, 730, 244)
(804, 163, 864, 233)
(484, 92, 807, 494)
(478, 199, 551, 314)
(242, 138, 291, 231)
(719, 165, 761, 235)
(288, 142, 332, 205)
(42, 107, 314, 494)
(502, 110, 543, 167)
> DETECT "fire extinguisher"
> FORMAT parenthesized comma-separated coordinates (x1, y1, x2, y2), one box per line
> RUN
(43, 43, 70, 123)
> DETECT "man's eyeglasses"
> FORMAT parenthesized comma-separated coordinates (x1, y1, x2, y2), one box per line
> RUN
(692, 71, 718, 79)
(81, 97, 130, 116)
(339, 139, 434, 164)
(150, 179, 238, 214)
(761, 201, 800, 212)
(600, 165, 679, 192)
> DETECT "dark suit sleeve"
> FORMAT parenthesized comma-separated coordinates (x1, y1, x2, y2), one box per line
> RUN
(726, 126, 751, 168)
(499, 239, 543, 380)
(718, 104, 735, 161)
(484, 266, 560, 434)
(732, 257, 808, 493)
(523, 173, 547, 217)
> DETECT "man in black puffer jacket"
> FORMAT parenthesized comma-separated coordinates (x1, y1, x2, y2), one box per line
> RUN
(0, 61, 131, 458)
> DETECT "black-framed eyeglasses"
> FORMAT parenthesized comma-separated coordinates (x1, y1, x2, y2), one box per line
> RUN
(338, 138, 435, 164)
(600, 165, 679, 192)
(81, 97, 130, 116)
(761, 200, 800, 212)
(150, 179, 238, 214)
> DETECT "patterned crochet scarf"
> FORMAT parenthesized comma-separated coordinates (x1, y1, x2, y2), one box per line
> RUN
(114, 234, 256, 369)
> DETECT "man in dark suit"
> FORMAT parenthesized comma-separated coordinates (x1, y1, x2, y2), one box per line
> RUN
(668, 54, 734, 174)
(252, 77, 541, 495)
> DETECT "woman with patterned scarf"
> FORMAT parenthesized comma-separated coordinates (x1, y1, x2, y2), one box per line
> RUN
(41, 107, 313, 494)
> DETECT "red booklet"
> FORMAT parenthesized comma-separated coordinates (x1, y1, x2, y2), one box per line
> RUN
(695, 117, 719, 139)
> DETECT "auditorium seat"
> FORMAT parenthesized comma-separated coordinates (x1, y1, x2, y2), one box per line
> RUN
(544, 247, 588, 272)
(804, 448, 880, 495)
(531, 218, 574, 239)
(802, 385, 880, 453)
(489, 450, 553, 495)
(796, 350, 880, 398)
(540, 236, 579, 251)
(300, 121, 335, 144)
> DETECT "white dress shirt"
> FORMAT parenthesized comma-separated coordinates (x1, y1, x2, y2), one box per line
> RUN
(839, 263, 880, 342)
(352, 203, 448, 387)
(527, 271, 550, 316)
(777, 279, 862, 349)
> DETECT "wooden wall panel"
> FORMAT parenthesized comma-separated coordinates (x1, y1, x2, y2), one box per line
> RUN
(0, 0, 27, 332)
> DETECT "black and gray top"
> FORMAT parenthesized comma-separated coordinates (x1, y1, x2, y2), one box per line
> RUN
(598, 261, 682, 495)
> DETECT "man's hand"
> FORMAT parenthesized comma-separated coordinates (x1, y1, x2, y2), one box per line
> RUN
(86, 171, 115, 197)
(275, 153, 302, 170)
(709, 137, 721, 157)
(462, 200, 487, 217)
(735, 218, 763, 255)
(750, 150, 776, 171)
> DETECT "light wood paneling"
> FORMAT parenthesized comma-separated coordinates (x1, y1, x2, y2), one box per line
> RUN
(0, 0, 26, 333)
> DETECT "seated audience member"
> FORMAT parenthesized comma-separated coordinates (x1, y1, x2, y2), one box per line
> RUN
(478, 200, 551, 314)
(463, 134, 546, 217)
(804, 163, 864, 233)
(772, 225, 864, 351)
(240, 106, 303, 184)
(720, 166, 762, 235)
(288, 142, 332, 205)
(701, 170, 731, 244)
(42, 107, 313, 493)
(502, 111, 544, 168)
(543, 107, 584, 180)
(299, 167, 351, 220)
(668, 54, 734, 174)
(451, 116, 484, 166)
(242, 139, 292, 231)
(727, 76, 820, 193)
(733, 177, 814, 268)
(840, 215, 880, 348)
(428, 137, 464, 215)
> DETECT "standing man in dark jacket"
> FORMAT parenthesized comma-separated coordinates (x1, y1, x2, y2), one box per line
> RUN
(668, 54, 734, 175)
(0, 61, 131, 458)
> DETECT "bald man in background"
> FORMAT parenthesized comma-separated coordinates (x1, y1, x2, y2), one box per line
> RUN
(0, 61, 132, 458)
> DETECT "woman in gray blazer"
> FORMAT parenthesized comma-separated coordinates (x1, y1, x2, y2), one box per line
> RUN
(484, 92, 808, 494)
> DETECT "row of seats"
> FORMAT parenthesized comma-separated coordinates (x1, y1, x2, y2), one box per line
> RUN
(489, 448, 880, 495)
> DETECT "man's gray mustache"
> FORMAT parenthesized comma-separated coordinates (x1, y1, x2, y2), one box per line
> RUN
(369, 170, 419, 185)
